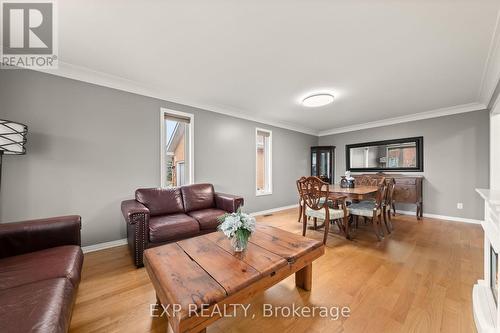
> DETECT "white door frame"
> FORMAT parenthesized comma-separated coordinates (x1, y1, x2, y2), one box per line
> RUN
(160, 108, 194, 187)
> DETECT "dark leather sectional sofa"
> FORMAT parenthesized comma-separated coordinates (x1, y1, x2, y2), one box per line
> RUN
(0, 215, 84, 333)
(121, 183, 244, 267)
(0, 183, 242, 331)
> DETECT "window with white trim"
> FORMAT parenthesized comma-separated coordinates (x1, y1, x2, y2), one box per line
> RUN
(256, 128, 272, 195)
(160, 109, 194, 187)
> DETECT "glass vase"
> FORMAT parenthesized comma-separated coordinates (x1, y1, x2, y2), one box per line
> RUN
(231, 235, 249, 252)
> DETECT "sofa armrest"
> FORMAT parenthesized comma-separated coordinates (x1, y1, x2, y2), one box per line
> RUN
(121, 200, 150, 224)
(121, 200, 150, 267)
(215, 192, 244, 213)
(0, 215, 82, 259)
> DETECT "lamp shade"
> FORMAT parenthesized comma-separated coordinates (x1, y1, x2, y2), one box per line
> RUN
(0, 119, 28, 155)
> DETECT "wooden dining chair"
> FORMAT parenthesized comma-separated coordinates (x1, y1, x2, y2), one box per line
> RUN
(348, 182, 387, 241)
(296, 176, 307, 223)
(300, 176, 349, 244)
(298, 176, 335, 229)
(357, 176, 370, 186)
(359, 177, 385, 203)
(383, 178, 396, 233)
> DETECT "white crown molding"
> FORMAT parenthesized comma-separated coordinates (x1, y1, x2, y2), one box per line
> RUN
(32, 62, 319, 136)
(31, 62, 490, 137)
(318, 102, 487, 136)
(478, 8, 500, 107)
(492, 99, 500, 115)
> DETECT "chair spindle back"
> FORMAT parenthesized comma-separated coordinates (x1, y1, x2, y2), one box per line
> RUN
(299, 176, 330, 211)
(375, 181, 388, 209)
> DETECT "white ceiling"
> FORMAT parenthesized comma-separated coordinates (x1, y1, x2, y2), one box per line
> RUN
(51, 0, 500, 135)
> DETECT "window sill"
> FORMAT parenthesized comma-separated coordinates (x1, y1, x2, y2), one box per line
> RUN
(256, 191, 273, 197)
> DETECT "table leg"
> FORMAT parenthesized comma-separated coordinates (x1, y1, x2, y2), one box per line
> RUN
(344, 215, 351, 240)
(295, 263, 312, 291)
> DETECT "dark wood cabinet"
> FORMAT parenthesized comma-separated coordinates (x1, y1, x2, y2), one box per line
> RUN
(352, 173, 423, 219)
(311, 146, 335, 184)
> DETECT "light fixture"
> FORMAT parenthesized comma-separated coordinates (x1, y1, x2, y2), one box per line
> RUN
(302, 93, 334, 107)
(0, 119, 28, 188)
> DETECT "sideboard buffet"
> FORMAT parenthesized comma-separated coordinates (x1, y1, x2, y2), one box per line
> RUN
(352, 173, 424, 219)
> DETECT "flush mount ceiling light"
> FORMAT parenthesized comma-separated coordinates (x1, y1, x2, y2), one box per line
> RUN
(301, 93, 334, 107)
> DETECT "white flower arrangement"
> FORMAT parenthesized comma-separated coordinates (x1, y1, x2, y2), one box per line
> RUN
(217, 209, 256, 251)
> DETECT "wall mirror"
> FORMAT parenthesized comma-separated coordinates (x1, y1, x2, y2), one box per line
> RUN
(346, 137, 423, 172)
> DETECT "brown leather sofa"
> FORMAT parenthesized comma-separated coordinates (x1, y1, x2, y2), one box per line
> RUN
(0, 215, 83, 333)
(121, 183, 244, 267)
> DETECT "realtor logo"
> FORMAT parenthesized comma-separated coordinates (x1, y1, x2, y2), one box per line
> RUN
(1, 0, 57, 69)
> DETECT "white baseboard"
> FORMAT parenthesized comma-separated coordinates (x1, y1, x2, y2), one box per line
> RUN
(250, 204, 298, 217)
(80, 206, 481, 254)
(250, 205, 484, 225)
(82, 238, 128, 253)
(80, 205, 298, 254)
(397, 210, 483, 224)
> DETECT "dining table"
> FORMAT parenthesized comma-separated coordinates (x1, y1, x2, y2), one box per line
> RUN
(327, 184, 379, 201)
(302, 183, 380, 240)
(322, 184, 379, 240)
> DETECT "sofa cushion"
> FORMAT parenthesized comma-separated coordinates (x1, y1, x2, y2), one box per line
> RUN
(0, 245, 83, 290)
(188, 208, 227, 230)
(136, 187, 184, 216)
(181, 183, 215, 212)
(0, 278, 75, 333)
(149, 213, 200, 243)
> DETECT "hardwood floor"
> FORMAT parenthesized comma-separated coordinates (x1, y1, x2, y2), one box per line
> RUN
(70, 208, 483, 333)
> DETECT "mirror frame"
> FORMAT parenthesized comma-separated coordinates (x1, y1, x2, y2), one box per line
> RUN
(345, 136, 424, 172)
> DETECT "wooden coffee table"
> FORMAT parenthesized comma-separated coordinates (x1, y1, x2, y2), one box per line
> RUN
(144, 224, 325, 333)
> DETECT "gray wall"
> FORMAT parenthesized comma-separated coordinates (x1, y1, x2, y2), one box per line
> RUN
(0, 69, 490, 247)
(0, 69, 316, 246)
(319, 110, 490, 220)
(491, 110, 500, 190)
